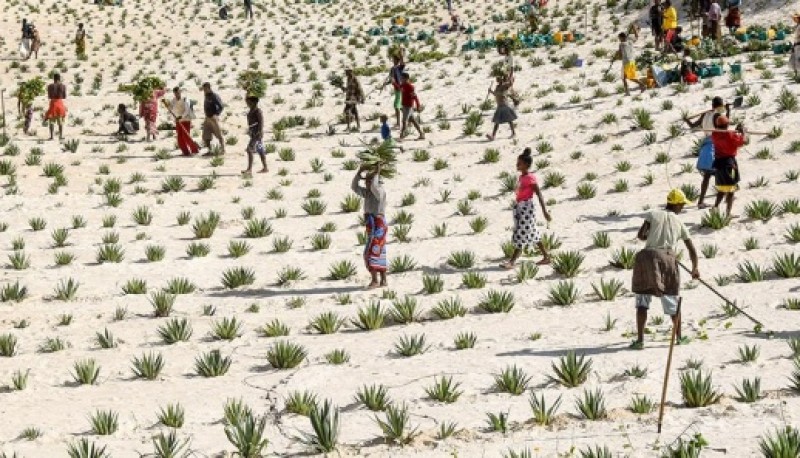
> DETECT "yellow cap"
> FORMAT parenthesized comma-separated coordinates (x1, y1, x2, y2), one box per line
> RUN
(666, 188, 690, 205)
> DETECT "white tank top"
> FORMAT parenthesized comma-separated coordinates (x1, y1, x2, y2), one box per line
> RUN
(701, 111, 716, 131)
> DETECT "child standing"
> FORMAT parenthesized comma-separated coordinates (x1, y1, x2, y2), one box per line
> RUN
(380, 114, 392, 143)
(501, 148, 552, 269)
(710, 116, 746, 216)
(242, 97, 267, 175)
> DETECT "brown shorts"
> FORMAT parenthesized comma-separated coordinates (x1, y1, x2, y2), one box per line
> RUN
(202, 116, 223, 144)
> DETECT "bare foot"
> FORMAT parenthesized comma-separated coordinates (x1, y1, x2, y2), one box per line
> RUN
(486, 134, 494, 141)
(500, 261, 514, 270)
(258, 168, 268, 174)
(241, 170, 252, 176)
(366, 282, 380, 290)
(536, 258, 551, 266)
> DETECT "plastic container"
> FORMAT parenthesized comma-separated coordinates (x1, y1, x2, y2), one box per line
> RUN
(553, 31, 563, 44)
(730, 62, 742, 74)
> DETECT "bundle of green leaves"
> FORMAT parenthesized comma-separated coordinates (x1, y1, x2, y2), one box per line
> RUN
(357, 141, 397, 179)
(16, 77, 46, 109)
(237, 70, 268, 98)
(118, 76, 166, 103)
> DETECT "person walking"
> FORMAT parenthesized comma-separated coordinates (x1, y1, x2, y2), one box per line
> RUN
(711, 116, 746, 217)
(629, 189, 700, 350)
(244, 0, 254, 19)
(486, 74, 517, 141)
(343, 69, 365, 131)
(396, 72, 425, 140)
(683, 96, 730, 208)
(383, 52, 405, 128)
(500, 148, 552, 269)
(242, 96, 267, 175)
(201, 82, 225, 156)
(44, 73, 67, 140)
(20, 19, 32, 59)
(615, 32, 646, 96)
(649, 0, 664, 50)
(139, 84, 166, 142)
(27, 24, 41, 60)
(75, 23, 87, 59)
(166, 87, 199, 156)
(352, 165, 388, 289)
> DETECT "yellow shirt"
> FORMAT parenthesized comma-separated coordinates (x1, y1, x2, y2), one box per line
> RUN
(663, 7, 677, 30)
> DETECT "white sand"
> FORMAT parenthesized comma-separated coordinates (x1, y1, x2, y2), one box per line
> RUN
(1, 0, 800, 456)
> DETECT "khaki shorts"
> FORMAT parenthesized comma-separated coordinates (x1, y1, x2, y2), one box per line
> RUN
(635, 294, 680, 316)
(202, 116, 223, 144)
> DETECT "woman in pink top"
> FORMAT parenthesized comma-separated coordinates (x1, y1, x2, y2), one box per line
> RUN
(501, 148, 552, 269)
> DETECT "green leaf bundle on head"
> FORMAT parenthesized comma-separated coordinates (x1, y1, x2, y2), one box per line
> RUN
(387, 44, 404, 60)
(237, 70, 268, 98)
(328, 73, 345, 91)
(118, 76, 166, 103)
(357, 141, 397, 179)
(16, 77, 46, 109)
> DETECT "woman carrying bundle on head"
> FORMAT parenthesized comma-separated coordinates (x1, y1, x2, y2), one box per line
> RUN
(139, 85, 166, 142)
(486, 74, 517, 141)
(500, 148, 552, 269)
(352, 164, 388, 289)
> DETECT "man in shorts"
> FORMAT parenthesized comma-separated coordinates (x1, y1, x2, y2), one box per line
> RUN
(683, 96, 730, 208)
(242, 96, 266, 175)
(615, 32, 646, 96)
(384, 53, 405, 128)
(630, 189, 700, 350)
(397, 72, 424, 140)
(343, 69, 364, 131)
(201, 82, 225, 156)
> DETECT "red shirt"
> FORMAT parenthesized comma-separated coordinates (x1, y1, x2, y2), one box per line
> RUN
(399, 82, 419, 109)
(516, 173, 537, 202)
(711, 131, 745, 158)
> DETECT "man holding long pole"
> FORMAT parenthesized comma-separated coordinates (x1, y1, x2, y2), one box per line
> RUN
(629, 188, 700, 350)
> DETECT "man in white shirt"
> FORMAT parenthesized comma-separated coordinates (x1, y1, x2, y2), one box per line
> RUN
(167, 87, 199, 156)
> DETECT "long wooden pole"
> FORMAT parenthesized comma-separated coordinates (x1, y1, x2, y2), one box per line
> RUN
(657, 300, 680, 434)
(677, 262, 765, 330)
(1, 89, 6, 139)
(694, 128, 770, 135)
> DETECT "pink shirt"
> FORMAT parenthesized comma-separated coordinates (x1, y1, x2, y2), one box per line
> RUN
(516, 173, 537, 202)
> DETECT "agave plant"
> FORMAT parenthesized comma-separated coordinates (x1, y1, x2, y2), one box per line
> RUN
(550, 351, 592, 387)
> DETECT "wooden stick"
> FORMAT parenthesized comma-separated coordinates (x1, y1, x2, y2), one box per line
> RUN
(678, 262, 765, 330)
(694, 128, 770, 135)
(0, 89, 6, 140)
(657, 300, 681, 434)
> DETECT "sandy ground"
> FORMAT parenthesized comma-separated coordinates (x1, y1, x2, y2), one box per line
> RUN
(1, 0, 799, 456)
